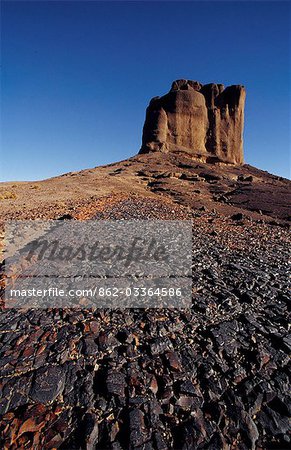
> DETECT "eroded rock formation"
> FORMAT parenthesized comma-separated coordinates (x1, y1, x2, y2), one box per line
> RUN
(140, 79, 246, 164)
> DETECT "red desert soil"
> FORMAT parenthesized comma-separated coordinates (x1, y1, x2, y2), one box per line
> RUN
(0, 153, 290, 225)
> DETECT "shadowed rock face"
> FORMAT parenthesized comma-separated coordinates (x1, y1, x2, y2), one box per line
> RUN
(140, 79, 246, 164)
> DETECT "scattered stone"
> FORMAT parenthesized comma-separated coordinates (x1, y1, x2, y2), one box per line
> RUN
(84, 412, 99, 449)
(30, 366, 65, 404)
(165, 351, 182, 372)
(150, 337, 173, 355)
(106, 371, 126, 397)
(231, 212, 244, 220)
(149, 375, 158, 395)
(179, 380, 197, 396)
(176, 395, 196, 411)
(238, 174, 253, 182)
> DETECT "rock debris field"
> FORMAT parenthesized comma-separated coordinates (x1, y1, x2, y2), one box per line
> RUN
(0, 196, 290, 450)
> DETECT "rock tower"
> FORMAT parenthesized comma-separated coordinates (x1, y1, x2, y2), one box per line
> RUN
(140, 79, 246, 164)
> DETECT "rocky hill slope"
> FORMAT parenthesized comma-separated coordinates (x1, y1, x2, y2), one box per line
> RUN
(0, 151, 290, 231)
(0, 153, 290, 450)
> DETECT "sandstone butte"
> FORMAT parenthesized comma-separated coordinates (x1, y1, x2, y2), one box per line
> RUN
(140, 79, 246, 165)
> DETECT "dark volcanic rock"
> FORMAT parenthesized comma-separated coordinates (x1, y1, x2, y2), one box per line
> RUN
(106, 371, 126, 397)
(0, 196, 290, 450)
(30, 366, 65, 403)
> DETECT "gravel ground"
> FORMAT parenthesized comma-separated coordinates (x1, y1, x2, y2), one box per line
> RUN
(0, 196, 290, 450)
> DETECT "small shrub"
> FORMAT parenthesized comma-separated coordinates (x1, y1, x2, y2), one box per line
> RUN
(0, 191, 17, 200)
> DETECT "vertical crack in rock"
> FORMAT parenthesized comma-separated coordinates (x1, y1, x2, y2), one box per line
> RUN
(140, 79, 246, 165)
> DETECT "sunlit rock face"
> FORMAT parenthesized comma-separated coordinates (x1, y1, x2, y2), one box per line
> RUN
(140, 79, 246, 164)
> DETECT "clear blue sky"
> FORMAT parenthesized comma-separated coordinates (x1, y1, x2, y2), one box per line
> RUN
(1, 1, 290, 181)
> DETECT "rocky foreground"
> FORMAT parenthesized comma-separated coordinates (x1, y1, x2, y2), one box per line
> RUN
(0, 194, 290, 450)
